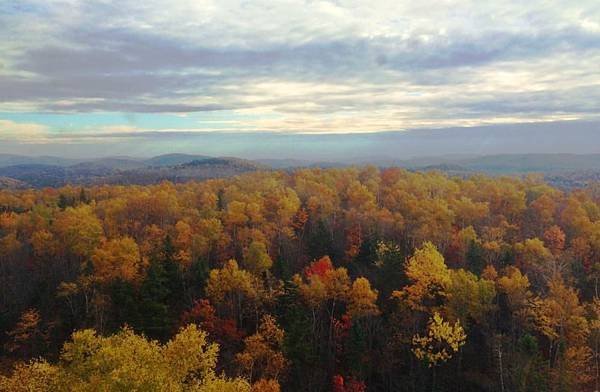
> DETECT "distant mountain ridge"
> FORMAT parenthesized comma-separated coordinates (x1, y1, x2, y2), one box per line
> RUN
(144, 153, 211, 167)
(0, 154, 82, 168)
(455, 153, 600, 173)
(0, 153, 212, 169)
(3, 153, 600, 189)
(0, 156, 266, 188)
(104, 157, 266, 186)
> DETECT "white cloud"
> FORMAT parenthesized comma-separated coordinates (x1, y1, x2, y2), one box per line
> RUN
(0, 119, 50, 141)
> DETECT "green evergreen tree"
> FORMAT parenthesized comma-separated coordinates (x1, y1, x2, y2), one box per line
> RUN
(466, 240, 485, 276)
(162, 235, 184, 309)
(278, 281, 322, 390)
(376, 240, 406, 299)
(79, 188, 88, 204)
(308, 219, 335, 260)
(109, 279, 139, 331)
(138, 257, 170, 340)
(273, 255, 292, 281)
(58, 194, 69, 210)
(189, 258, 210, 298)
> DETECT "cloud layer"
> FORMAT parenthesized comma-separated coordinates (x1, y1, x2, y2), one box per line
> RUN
(1, 0, 600, 138)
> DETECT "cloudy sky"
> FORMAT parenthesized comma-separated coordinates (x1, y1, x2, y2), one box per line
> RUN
(1, 0, 600, 156)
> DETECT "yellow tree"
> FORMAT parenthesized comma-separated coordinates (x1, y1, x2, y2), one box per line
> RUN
(344, 180, 377, 225)
(451, 197, 489, 229)
(497, 267, 532, 313)
(292, 256, 352, 360)
(174, 220, 194, 267)
(30, 229, 58, 260)
(529, 193, 557, 231)
(346, 277, 380, 319)
(445, 269, 496, 329)
(530, 279, 589, 348)
(393, 242, 451, 312)
(244, 241, 273, 275)
(235, 314, 288, 383)
(529, 278, 592, 390)
(206, 259, 258, 327)
(560, 195, 592, 238)
(515, 238, 555, 284)
(196, 217, 227, 263)
(588, 298, 600, 392)
(53, 205, 104, 259)
(0, 360, 58, 392)
(1, 325, 250, 391)
(496, 266, 533, 335)
(294, 256, 351, 331)
(346, 276, 380, 368)
(224, 201, 248, 236)
(412, 312, 466, 367)
(91, 236, 141, 284)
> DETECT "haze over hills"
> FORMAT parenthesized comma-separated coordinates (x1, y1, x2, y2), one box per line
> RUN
(374, 153, 600, 173)
(2, 122, 600, 189)
(0, 154, 82, 168)
(0, 153, 212, 169)
(2, 121, 600, 161)
(0, 155, 267, 188)
(2, 152, 600, 189)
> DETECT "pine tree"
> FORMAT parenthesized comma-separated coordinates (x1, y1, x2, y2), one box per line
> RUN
(466, 240, 485, 276)
(138, 257, 170, 339)
(308, 219, 335, 260)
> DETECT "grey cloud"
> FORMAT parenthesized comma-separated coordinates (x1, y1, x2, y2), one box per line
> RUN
(0, 73, 216, 100)
(5, 24, 598, 113)
(19, 25, 600, 76)
(444, 86, 600, 117)
(380, 27, 600, 70)
(2, 0, 600, 125)
(17, 28, 369, 78)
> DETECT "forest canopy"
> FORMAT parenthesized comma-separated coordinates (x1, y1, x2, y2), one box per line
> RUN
(2, 167, 600, 391)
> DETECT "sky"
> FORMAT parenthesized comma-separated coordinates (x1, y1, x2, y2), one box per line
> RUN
(1, 0, 600, 157)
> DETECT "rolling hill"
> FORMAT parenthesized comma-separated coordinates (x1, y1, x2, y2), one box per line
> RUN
(0, 176, 27, 190)
(3, 152, 600, 189)
(0, 157, 267, 188)
(144, 153, 211, 167)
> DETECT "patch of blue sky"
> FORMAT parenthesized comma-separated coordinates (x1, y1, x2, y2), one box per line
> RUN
(0, 110, 269, 132)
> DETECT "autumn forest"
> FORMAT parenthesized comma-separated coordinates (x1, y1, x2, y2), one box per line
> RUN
(1, 167, 600, 391)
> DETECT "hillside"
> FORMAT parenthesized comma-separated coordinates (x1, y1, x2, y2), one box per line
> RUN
(103, 157, 267, 185)
(0, 164, 71, 187)
(0, 154, 81, 168)
(452, 153, 600, 173)
(4, 153, 600, 189)
(0, 176, 26, 190)
(0, 157, 267, 187)
(144, 153, 211, 167)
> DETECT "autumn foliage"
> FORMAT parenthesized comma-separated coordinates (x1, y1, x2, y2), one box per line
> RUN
(1, 167, 600, 391)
